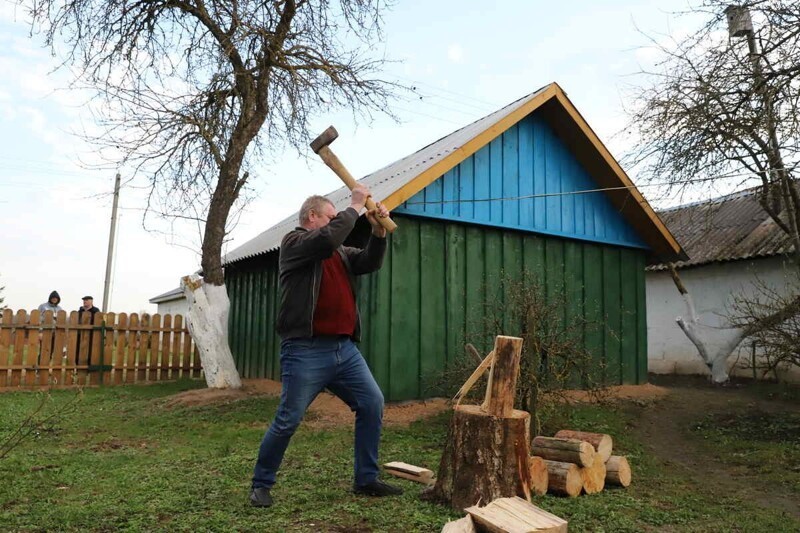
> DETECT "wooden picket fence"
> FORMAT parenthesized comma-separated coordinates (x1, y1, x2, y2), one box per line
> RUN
(0, 309, 202, 388)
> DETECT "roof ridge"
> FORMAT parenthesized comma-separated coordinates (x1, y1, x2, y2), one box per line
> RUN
(223, 86, 554, 265)
(657, 185, 761, 214)
(221, 82, 684, 266)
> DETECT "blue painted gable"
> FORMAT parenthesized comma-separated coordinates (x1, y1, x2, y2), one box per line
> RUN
(393, 113, 648, 249)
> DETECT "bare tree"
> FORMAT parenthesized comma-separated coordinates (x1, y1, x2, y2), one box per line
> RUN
(626, 1, 800, 382)
(432, 273, 607, 437)
(22, 0, 399, 388)
(1, 389, 83, 461)
(730, 273, 800, 377)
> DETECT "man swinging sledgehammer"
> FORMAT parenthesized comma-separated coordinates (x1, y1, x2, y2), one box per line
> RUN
(249, 182, 403, 507)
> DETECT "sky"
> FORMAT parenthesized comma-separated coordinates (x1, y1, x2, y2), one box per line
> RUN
(0, 0, 709, 313)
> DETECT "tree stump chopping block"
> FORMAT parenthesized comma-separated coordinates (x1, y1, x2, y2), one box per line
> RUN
(426, 404, 532, 510)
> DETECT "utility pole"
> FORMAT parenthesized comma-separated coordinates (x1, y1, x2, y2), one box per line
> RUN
(102, 173, 121, 313)
(726, 4, 800, 268)
(726, 5, 780, 168)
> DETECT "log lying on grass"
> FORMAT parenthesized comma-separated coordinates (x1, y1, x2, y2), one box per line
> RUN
(532, 436, 596, 467)
(580, 453, 606, 494)
(528, 456, 549, 496)
(465, 496, 567, 533)
(605, 455, 632, 487)
(441, 515, 477, 533)
(554, 430, 613, 463)
(543, 460, 582, 497)
(383, 462, 435, 486)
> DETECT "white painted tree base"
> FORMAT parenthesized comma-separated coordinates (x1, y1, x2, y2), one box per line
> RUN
(181, 274, 242, 389)
(676, 291, 742, 383)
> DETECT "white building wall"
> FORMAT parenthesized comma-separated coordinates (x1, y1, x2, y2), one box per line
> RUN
(646, 255, 799, 382)
(156, 298, 189, 318)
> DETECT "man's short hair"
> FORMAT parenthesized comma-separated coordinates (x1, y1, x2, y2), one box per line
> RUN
(299, 195, 334, 225)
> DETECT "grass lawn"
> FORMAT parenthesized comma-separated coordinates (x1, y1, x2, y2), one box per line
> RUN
(1, 379, 798, 532)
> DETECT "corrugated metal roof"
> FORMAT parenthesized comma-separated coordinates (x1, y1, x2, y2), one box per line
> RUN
(222, 86, 551, 265)
(649, 186, 796, 270)
(149, 287, 184, 303)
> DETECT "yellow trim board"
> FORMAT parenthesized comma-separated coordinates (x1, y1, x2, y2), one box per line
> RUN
(381, 82, 684, 260)
(552, 91, 683, 257)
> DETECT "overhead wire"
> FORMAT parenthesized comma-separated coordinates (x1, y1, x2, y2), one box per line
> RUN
(403, 167, 797, 206)
(392, 75, 503, 109)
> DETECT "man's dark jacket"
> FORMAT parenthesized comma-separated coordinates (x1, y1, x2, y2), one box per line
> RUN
(277, 207, 386, 341)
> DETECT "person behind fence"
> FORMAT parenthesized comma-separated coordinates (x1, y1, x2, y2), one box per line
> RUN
(78, 296, 100, 319)
(36, 291, 63, 362)
(38, 291, 63, 314)
(76, 296, 101, 364)
(249, 184, 402, 508)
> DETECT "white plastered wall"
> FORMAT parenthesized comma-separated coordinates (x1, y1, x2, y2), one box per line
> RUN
(155, 298, 189, 319)
(646, 255, 799, 382)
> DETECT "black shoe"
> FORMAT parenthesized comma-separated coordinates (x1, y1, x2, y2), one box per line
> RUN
(249, 487, 273, 507)
(353, 479, 404, 497)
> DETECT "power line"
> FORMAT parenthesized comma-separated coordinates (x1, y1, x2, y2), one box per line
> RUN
(392, 105, 466, 126)
(403, 168, 796, 206)
(407, 96, 490, 119)
(406, 87, 497, 114)
(393, 75, 502, 109)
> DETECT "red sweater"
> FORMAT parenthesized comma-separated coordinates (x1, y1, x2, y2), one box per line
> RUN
(312, 252, 356, 336)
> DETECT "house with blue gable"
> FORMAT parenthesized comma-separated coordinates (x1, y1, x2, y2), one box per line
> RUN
(221, 83, 685, 401)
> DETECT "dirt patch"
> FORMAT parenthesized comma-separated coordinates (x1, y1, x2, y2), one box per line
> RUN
(560, 383, 669, 403)
(89, 437, 153, 452)
(631, 377, 800, 519)
(164, 379, 668, 428)
(162, 387, 252, 408)
(163, 379, 450, 428)
(696, 410, 800, 442)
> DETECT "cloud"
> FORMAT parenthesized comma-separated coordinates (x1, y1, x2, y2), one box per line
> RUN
(447, 43, 465, 64)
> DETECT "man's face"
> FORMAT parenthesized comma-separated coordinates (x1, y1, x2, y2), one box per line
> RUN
(82, 299, 93, 309)
(307, 202, 337, 230)
(50, 296, 58, 305)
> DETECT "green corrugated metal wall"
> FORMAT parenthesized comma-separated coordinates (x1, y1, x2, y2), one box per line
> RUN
(226, 214, 647, 401)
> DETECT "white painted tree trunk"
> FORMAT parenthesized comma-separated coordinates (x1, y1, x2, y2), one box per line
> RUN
(674, 290, 744, 383)
(181, 274, 242, 389)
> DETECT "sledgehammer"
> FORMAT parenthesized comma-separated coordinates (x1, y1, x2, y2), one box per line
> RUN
(310, 126, 398, 233)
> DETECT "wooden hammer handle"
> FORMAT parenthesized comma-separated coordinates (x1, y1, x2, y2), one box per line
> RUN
(317, 145, 398, 233)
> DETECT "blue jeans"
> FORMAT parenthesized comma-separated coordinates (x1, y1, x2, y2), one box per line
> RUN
(251, 336, 384, 489)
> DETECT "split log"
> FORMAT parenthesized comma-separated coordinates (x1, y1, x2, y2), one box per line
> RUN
(384, 461, 435, 485)
(465, 497, 568, 533)
(481, 336, 523, 416)
(554, 430, 613, 463)
(427, 404, 532, 509)
(441, 515, 477, 533)
(580, 453, 606, 495)
(532, 436, 596, 467)
(543, 460, 582, 498)
(453, 350, 494, 407)
(528, 456, 549, 496)
(605, 455, 632, 487)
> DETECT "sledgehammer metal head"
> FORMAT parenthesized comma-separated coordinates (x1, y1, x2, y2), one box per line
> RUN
(310, 125, 339, 154)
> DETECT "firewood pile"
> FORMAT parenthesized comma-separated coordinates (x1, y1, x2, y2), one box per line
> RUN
(529, 430, 632, 498)
(428, 336, 632, 531)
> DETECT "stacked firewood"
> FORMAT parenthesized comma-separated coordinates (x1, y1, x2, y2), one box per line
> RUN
(528, 430, 632, 498)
